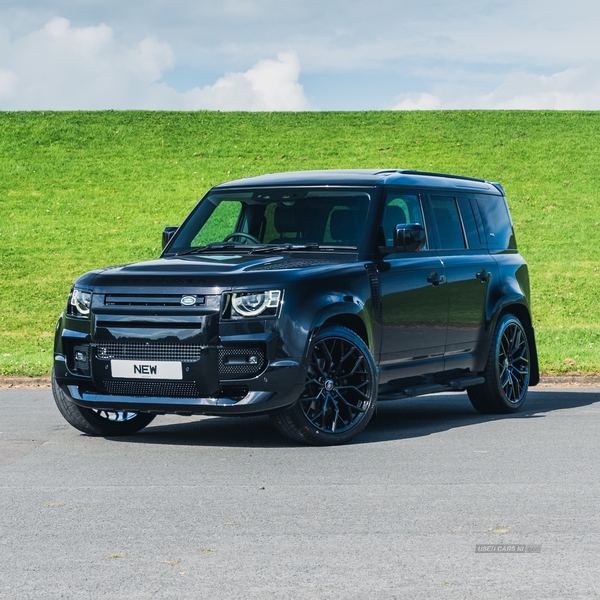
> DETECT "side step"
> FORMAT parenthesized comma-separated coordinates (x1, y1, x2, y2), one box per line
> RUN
(378, 376, 485, 402)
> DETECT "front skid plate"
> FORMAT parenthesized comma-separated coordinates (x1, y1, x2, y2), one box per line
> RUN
(64, 384, 304, 416)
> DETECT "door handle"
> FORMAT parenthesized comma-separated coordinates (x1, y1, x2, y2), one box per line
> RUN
(476, 269, 492, 283)
(427, 272, 446, 286)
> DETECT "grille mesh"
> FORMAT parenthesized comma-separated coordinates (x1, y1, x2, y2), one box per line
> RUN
(218, 347, 265, 378)
(96, 343, 266, 380)
(103, 380, 199, 398)
(97, 343, 203, 363)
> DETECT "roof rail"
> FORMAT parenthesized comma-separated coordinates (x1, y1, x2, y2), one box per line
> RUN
(397, 170, 504, 195)
(398, 169, 487, 183)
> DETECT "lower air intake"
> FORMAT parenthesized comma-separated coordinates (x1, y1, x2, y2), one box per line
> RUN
(103, 380, 199, 398)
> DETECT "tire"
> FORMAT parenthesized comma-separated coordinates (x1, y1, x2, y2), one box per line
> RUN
(52, 369, 156, 436)
(468, 314, 531, 414)
(270, 325, 377, 445)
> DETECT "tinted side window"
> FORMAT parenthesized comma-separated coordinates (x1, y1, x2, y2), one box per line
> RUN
(430, 196, 466, 249)
(475, 194, 516, 249)
(381, 193, 427, 249)
(457, 196, 487, 250)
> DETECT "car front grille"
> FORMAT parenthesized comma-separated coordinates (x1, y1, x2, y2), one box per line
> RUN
(96, 342, 266, 379)
(97, 343, 204, 363)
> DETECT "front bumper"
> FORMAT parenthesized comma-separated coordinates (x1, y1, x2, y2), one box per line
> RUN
(54, 353, 306, 416)
(54, 304, 308, 416)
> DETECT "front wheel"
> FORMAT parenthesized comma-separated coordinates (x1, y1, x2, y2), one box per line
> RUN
(468, 314, 531, 414)
(270, 325, 377, 445)
(52, 370, 155, 436)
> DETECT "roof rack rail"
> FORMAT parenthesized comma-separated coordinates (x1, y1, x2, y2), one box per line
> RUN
(398, 169, 487, 183)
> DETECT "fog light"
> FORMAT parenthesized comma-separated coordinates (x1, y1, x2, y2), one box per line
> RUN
(73, 344, 90, 375)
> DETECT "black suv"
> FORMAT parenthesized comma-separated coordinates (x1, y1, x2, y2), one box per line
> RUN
(53, 169, 539, 445)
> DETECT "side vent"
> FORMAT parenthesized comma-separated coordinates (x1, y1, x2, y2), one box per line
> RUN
(364, 263, 382, 320)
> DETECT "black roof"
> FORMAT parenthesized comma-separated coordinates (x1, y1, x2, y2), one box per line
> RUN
(215, 169, 504, 195)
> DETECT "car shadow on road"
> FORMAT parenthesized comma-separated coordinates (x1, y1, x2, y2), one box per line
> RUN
(359, 387, 600, 445)
(106, 387, 600, 448)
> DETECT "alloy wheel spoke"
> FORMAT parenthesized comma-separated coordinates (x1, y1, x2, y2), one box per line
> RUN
(498, 322, 530, 404)
(300, 335, 372, 434)
(334, 391, 367, 413)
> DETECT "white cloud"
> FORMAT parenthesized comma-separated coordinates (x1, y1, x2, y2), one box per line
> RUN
(0, 17, 310, 110)
(472, 65, 600, 110)
(1, 3, 600, 110)
(391, 93, 441, 111)
(388, 64, 600, 111)
(166, 52, 311, 111)
(0, 68, 19, 99)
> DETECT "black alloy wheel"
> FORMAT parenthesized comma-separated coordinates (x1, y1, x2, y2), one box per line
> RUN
(468, 314, 530, 414)
(270, 325, 377, 445)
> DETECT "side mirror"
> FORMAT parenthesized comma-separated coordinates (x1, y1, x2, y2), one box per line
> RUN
(393, 223, 426, 252)
(379, 223, 426, 254)
(162, 226, 178, 250)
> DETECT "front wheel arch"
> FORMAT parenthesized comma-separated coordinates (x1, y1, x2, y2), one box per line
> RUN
(320, 314, 369, 347)
(270, 324, 378, 445)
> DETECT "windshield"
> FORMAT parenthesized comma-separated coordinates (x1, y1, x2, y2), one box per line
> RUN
(167, 187, 372, 254)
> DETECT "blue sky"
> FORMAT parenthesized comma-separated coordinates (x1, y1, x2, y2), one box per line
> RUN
(1, 0, 599, 110)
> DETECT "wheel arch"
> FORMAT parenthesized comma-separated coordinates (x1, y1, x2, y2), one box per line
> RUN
(497, 302, 540, 386)
(307, 300, 375, 359)
(320, 313, 369, 347)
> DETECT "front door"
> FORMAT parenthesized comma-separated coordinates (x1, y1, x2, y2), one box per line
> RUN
(377, 192, 447, 381)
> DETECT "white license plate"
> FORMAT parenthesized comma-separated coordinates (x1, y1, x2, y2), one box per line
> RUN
(111, 360, 182, 380)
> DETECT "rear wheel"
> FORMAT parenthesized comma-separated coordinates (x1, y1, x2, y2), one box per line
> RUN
(468, 314, 531, 414)
(52, 370, 155, 436)
(270, 325, 377, 445)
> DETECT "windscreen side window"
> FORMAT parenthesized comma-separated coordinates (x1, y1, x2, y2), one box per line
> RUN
(190, 201, 243, 247)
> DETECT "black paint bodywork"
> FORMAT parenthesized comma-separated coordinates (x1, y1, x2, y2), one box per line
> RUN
(54, 169, 539, 417)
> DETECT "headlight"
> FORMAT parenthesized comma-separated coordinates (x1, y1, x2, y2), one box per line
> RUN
(229, 290, 282, 318)
(69, 288, 92, 317)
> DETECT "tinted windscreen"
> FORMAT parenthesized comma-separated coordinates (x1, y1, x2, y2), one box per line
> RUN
(168, 188, 371, 252)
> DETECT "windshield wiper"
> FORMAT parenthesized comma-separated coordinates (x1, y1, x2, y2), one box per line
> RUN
(177, 242, 357, 257)
(250, 243, 358, 254)
(175, 242, 249, 256)
(249, 243, 321, 254)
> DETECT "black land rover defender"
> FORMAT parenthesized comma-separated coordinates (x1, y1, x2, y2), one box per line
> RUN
(53, 169, 539, 445)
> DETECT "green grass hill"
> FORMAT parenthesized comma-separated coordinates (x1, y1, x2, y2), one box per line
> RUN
(1, 110, 599, 376)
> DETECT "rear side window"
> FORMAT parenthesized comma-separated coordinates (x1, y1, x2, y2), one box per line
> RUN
(474, 195, 516, 250)
(430, 196, 466, 249)
(457, 196, 487, 250)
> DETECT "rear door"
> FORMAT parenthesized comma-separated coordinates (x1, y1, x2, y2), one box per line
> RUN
(428, 194, 497, 372)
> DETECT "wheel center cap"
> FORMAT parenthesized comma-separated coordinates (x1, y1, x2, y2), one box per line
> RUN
(324, 379, 335, 391)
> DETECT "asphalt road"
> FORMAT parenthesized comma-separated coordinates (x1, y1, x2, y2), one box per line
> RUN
(1, 386, 600, 599)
